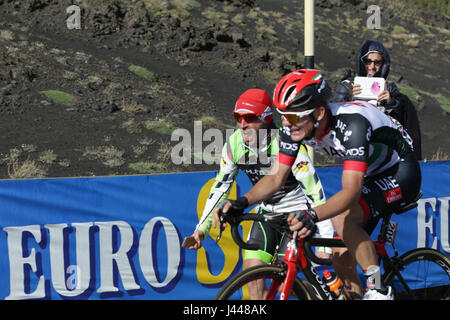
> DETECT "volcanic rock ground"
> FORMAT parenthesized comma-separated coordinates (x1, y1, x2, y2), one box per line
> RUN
(0, 0, 448, 179)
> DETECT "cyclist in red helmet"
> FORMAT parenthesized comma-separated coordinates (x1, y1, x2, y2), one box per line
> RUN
(214, 69, 421, 300)
(188, 88, 334, 299)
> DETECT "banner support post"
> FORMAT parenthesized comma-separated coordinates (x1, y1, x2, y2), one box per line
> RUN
(304, 0, 315, 162)
(304, 0, 315, 69)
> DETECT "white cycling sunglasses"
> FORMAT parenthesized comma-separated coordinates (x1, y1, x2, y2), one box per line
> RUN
(277, 108, 315, 124)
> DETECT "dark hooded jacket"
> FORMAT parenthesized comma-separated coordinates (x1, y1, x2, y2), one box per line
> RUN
(333, 40, 422, 160)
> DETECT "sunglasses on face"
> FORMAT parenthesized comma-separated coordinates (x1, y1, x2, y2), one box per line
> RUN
(234, 113, 260, 123)
(363, 58, 383, 67)
(277, 108, 315, 124)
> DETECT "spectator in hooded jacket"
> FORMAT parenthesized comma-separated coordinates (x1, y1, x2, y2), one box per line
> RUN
(333, 40, 422, 160)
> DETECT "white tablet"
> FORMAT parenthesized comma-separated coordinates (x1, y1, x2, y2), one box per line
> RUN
(353, 76, 385, 100)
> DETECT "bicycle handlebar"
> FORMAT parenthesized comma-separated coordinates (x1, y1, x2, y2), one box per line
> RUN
(218, 212, 271, 251)
(218, 211, 346, 266)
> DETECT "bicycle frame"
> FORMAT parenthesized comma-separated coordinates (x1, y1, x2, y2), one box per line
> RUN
(374, 237, 414, 297)
(269, 213, 403, 300)
(219, 212, 344, 300)
(218, 204, 433, 300)
(267, 231, 334, 300)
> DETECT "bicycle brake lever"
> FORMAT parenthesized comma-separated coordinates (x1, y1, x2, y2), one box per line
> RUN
(215, 214, 225, 243)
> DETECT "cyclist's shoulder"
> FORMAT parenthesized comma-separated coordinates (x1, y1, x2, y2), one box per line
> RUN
(329, 100, 373, 112)
(329, 101, 379, 124)
(295, 143, 309, 155)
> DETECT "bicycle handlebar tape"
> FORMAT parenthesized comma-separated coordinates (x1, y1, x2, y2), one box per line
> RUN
(304, 241, 333, 266)
(231, 224, 259, 251)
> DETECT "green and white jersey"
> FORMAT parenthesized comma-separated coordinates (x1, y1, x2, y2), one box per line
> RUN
(195, 123, 329, 238)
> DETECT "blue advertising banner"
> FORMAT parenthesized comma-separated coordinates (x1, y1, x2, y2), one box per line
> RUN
(0, 161, 448, 300)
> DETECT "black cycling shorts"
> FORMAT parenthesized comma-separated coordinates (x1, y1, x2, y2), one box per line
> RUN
(244, 209, 289, 263)
(359, 153, 421, 235)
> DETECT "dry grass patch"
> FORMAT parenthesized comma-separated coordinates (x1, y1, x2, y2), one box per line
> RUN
(8, 159, 47, 179)
(119, 98, 148, 114)
(38, 150, 57, 164)
(82, 146, 125, 167)
(128, 161, 167, 174)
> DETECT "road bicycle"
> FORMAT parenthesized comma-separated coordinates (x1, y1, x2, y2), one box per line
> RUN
(214, 194, 450, 300)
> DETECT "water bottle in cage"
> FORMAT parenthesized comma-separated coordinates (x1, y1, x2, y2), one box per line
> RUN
(323, 270, 351, 300)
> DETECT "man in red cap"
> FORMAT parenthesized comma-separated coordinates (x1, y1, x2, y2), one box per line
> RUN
(186, 88, 334, 299)
(232, 88, 274, 146)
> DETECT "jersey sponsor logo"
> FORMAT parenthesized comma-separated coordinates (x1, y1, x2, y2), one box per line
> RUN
(366, 126, 372, 141)
(322, 146, 346, 157)
(335, 119, 348, 134)
(343, 130, 352, 142)
(282, 126, 291, 135)
(280, 141, 299, 152)
(346, 147, 365, 157)
(244, 168, 270, 177)
(374, 176, 400, 191)
(294, 161, 309, 173)
(362, 186, 371, 194)
(384, 187, 403, 204)
(394, 122, 414, 148)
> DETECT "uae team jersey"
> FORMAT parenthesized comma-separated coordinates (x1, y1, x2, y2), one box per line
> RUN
(278, 101, 414, 176)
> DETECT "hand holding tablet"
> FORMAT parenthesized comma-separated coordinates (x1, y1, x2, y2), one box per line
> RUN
(353, 76, 385, 100)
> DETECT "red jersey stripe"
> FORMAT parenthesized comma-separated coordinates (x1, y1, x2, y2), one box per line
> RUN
(343, 160, 368, 173)
(277, 153, 296, 166)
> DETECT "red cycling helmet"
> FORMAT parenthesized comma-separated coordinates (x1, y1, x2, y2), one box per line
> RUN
(273, 69, 331, 111)
(233, 88, 273, 123)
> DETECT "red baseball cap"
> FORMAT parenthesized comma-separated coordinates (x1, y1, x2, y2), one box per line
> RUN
(233, 89, 273, 123)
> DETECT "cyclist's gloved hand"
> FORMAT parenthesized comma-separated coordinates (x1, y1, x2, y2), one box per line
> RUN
(227, 196, 249, 216)
(290, 209, 318, 236)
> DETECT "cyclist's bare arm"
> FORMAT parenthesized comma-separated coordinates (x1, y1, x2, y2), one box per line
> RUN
(212, 160, 292, 228)
(288, 169, 364, 233)
(314, 170, 364, 220)
(316, 169, 364, 220)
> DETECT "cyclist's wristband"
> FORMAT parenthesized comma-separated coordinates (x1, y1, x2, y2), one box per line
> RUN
(308, 208, 319, 223)
(233, 196, 249, 209)
(294, 209, 319, 223)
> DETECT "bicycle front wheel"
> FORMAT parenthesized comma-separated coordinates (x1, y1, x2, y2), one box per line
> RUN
(214, 264, 312, 300)
(383, 248, 450, 300)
